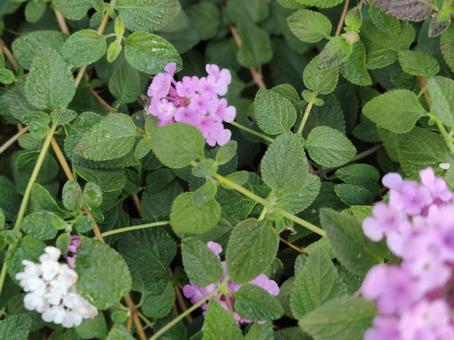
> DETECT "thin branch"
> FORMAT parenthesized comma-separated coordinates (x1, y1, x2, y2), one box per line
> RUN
(297, 99, 315, 135)
(131, 193, 141, 215)
(335, 0, 351, 36)
(0, 38, 19, 70)
(54, 10, 69, 34)
(229, 26, 266, 89)
(174, 285, 193, 323)
(280, 237, 305, 254)
(89, 87, 115, 112)
(0, 127, 28, 155)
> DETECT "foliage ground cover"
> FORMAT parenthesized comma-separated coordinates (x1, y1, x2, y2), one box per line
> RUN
(0, 0, 454, 339)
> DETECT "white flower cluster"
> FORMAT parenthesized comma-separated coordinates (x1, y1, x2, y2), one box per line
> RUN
(15, 246, 97, 328)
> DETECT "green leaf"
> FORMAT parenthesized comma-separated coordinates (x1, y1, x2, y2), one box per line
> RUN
(335, 184, 375, 206)
(202, 301, 243, 340)
(215, 140, 237, 165)
(75, 314, 108, 340)
(320, 209, 386, 277)
(25, 1, 46, 23)
(319, 36, 353, 68)
(441, 26, 454, 73)
(368, 5, 401, 36)
(187, 2, 221, 40)
(51, 108, 77, 125)
(193, 181, 218, 205)
(340, 40, 372, 86)
(236, 22, 272, 68)
(398, 50, 439, 78)
(0, 68, 15, 85)
(226, 0, 269, 24)
(150, 123, 205, 169)
(75, 113, 137, 161)
(234, 284, 284, 321)
(0, 176, 20, 221)
(83, 182, 103, 208)
(117, 228, 176, 295)
(25, 47, 76, 110)
(170, 192, 221, 237)
(303, 55, 339, 95)
(254, 89, 297, 135)
(428, 76, 454, 126)
(62, 30, 107, 67)
(305, 127, 356, 168)
(0, 209, 4, 230)
(21, 211, 66, 240)
(245, 322, 274, 340)
(116, 0, 181, 33)
(142, 281, 175, 320)
(226, 219, 279, 284)
(107, 41, 122, 63)
(62, 181, 83, 211)
(106, 325, 135, 340)
(299, 297, 376, 340)
(6, 236, 45, 279)
(287, 9, 332, 43)
(0, 314, 32, 340)
(363, 90, 426, 133)
(52, 0, 92, 20)
(108, 61, 141, 104)
(380, 127, 449, 178)
(290, 248, 347, 318)
(181, 238, 223, 286)
(335, 164, 379, 187)
(124, 31, 182, 74)
(294, 0, 343, 8)
(76, 238, 132, 309)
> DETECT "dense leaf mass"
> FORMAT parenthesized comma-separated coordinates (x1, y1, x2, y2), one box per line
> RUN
(0, 0, 453, 338)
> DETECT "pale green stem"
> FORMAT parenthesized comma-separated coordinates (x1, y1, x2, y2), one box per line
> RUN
(433, 115, 454, 154)
(0, 123, 58, 295)
(211, 172, 325, 236)
(229, 121, 274, 143)
(149, 288, 219, 340)
(102, 221, 170, 237)
(297, 99, 315, 135)
(258, 207, 267, 221)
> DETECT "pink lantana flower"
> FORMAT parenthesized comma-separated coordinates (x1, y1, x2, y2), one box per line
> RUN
(182, 241, 279, 324)
(147, 63, 236, 147)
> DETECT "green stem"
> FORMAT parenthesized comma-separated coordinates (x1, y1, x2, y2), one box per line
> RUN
(433, 116, 454, 154)
(212, 172, 325, 236)
(229, 121, 274, 143)
(212, 173, 269, 207)
(0, 123, 57, 295)
(258, 207, 267, 221)
(297, 99, 315, 135)
(150, 288, 219, 340)
(102, 221, 170, 237)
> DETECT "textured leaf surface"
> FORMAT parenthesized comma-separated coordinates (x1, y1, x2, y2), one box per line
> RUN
(363, 90, 426, 133)
(76, 238, 132, 309)
(226, 219, 279, 284)
(254, 89, 297, 135)
(320, 209, 386, 276)
(306, 127, 356, 168)
(25, 47, 75, 110)
(117, 0, 181, 33)
(62, 30, 107, 67)
(202, 301, 243, 340)
(170, 192, 221, 236)
(234, 284, 284, 321)
(287, 9, 332, 43)
(150, 123, 205, 168)
(290, 248, 347, 318)
(75, 113, 137, 161)
(125, 31, 181, 74)
(181, 238, 223, 286)
(299, 297, 376, 340)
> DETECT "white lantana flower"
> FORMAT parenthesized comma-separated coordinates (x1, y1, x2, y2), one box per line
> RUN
(15, 246, 97, 328)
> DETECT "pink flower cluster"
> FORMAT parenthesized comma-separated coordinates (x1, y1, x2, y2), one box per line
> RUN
(361, 167, 454, 339)
(65, 235, 80, 269)
(183, 241, 279, 324)
(147, 63, 236, 146)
